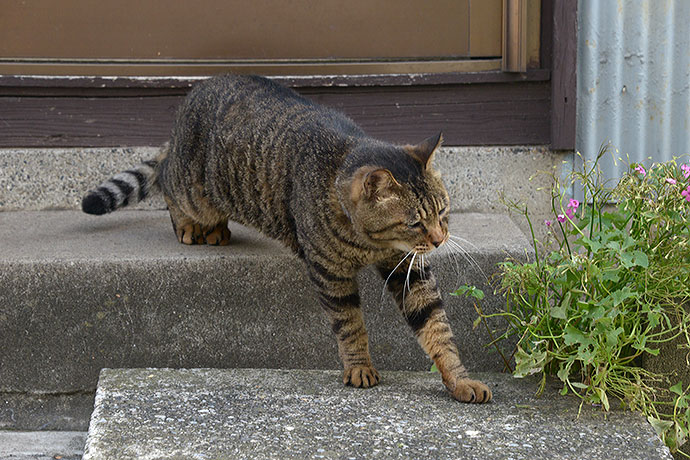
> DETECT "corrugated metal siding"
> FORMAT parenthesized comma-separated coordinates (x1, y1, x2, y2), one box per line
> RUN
(577, 0, 690, 179)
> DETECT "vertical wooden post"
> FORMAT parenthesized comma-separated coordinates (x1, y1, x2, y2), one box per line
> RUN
(502, 0, 528, 72)
(550, 0, 577, 150)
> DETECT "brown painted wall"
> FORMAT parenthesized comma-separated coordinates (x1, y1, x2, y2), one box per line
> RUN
(0, 1, 576, 148)
(0, 73, 551, 147)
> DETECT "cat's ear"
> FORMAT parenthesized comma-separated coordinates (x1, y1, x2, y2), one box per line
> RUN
(350, 167, 400, 202)
(406, 132, 443, 169)
(363, 169, 400, 199)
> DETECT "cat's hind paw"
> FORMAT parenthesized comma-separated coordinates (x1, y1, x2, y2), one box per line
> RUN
(204, 222, 231, 246)
(177, 223, 205, 245)
(343, 365, 380, 388)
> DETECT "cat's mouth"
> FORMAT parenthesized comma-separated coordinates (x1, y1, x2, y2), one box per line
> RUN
(414, 243, 438, 255)
(388, 240, 445, 255)
(414, 233, 448, 254)
(389, 237, 447, 255)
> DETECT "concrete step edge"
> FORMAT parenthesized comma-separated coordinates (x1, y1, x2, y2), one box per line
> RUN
(81, 368, 673, 460)
(1, 210, 531, 411)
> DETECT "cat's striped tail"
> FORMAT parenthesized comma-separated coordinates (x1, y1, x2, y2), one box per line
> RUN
(81, 147, 167, 215)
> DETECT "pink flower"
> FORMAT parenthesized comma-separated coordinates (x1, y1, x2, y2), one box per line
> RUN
(568, 199, 580, 209)
(557, 214, 567, 223)
(666, 178, 677, 185)
(544, 220, 553, 227)
(565, 207, 575, 219)
(682, 164, 690, 179)
(682, 186, 690, 202)
(634, 165, 646, 177)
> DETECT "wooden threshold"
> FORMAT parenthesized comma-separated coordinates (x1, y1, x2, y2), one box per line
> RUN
(0, 59, 502, 78)
(0, 70, 550, 93)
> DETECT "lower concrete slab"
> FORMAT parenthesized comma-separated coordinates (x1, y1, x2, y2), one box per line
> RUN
(0, 430, 85, 460)
(0, 392, 95, 431)
(82, 368, 672, 460)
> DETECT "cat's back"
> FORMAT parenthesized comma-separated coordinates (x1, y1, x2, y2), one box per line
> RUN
(186, 74, 308, 119)
(163, 74, 362, 247)
(173, 74, 362, 159)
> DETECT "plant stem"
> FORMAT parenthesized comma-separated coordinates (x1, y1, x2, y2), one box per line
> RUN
(473, 301, 514, 373)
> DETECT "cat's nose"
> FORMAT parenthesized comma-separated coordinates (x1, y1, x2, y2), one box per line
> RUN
(429, 227, 445, 248)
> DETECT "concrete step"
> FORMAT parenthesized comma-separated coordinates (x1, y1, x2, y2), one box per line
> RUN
(0, 146, 560, 221)
(82, 368, 673, 460)
(1, 210, 530, 430)
(0, 430, 85, 460)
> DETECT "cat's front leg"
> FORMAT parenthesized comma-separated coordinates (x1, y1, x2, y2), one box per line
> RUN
(377, 257, 492, 403)
(306, 261, 380, 388)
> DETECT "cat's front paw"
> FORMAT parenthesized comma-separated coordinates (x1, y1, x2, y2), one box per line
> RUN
(448, 378, 492, 404)
(343, 365, 380, 388)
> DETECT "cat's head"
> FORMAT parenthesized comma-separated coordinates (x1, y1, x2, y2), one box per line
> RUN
(338, 133, 450, 254)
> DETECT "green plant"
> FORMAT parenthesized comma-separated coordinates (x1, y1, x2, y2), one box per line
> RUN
(468, 148, 690, 455)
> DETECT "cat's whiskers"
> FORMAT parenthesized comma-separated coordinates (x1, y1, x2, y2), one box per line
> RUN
(439, 239, 462, 277)
(448, 234, 479, 251)
(405, 252, 417, 293)
(418, 253, 426, 280)
(448, 240, 484, 277)
(402, 251, 417, 310)
(381, 249, 414, 302)
(445, 235, 488, 282)
(445, 239, 475, 271)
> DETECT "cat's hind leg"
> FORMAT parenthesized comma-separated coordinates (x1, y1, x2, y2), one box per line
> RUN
(171, 217, 231, 246)
(166, 198, 231, 245)
(203, 219, 231, 246)
(166, 203, 202, 244)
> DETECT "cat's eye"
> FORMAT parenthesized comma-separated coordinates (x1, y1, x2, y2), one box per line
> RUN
(408, 220, 423, 229)
(437, 207, 448, 222)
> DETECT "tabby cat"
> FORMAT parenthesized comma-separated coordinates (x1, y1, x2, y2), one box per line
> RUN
(82, 74, 492, 403)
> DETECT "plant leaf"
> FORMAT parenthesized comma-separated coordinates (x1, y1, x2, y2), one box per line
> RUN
(564, 325, 594, 348)
(451, 285, 470, 297)
(619, 251, 635, 268)
(597, 387, 610, 411)
(610, 287, 636, 306)
(551, 303, 567, 320)
(557, 366, 570, 382)
(452, 285, 484, 300)
(473, 316, 482, 330)
(648, 416, 674, 438)
(632, 250, 649, 268)
(601, 269, 620, 283)
(605, 327, 624, 346)
(471, 288, 485, 300)
(670, 382, 684, 396)
(580, 236, 604, 253)
(513, 346, 547, 378)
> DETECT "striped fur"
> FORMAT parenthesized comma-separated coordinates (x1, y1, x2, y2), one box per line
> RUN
(81, 74, 491, 403)
(82, 156, 161, 215)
